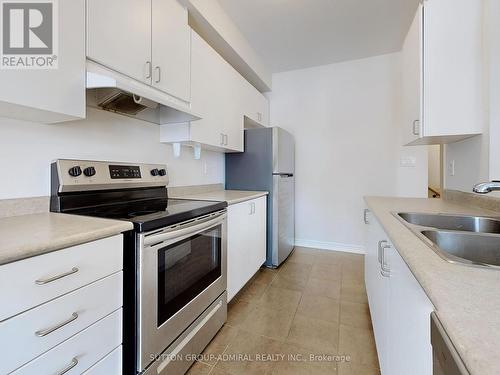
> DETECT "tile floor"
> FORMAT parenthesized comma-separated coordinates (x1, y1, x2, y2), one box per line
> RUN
(187, 247, 380, 375)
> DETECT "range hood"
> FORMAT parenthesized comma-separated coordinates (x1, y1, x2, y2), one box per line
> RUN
(86, 60, 201, 124)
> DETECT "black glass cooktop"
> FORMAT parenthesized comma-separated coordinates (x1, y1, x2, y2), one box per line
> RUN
(68, 198, 227, 232)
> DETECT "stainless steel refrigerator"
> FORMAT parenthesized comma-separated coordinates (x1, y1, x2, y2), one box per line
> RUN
(225, 127, 295, 268)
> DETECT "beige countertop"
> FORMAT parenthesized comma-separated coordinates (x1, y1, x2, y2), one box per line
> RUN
(171, 190, 268, 205)
(0, 213, 133, 266)
(365, 196, 500, 375)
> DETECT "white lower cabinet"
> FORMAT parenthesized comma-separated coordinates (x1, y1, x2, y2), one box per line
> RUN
(0, 235, 124, 374)
(12, 309, 122, 375)
(227, 196, 267, 301)
(364, 210, 434, 375)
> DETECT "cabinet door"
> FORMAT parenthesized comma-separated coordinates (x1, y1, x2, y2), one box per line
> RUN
(401, 5, 422, 145)
(190, 31, 230, 149)
(242, 78, 269, 127)
(0, 0, 85, 123)
(423, 0, 483, 138)
(249, 197, 267, 269)
(387, 247, 433, 375)
(152, 0, 190, 102)
(87, 0, 151, 83)
(190, 31, 244, 152)
(227, 198, 267, 301)
(364, 215, 390, 374)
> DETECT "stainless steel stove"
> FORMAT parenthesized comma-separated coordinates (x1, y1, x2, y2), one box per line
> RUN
(50, 159, 228, 375)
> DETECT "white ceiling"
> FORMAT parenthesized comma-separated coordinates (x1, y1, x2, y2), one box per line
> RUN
(218, 0, 420, 73)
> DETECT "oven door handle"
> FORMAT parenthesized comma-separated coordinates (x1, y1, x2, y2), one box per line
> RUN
(143, 213, 226, 246)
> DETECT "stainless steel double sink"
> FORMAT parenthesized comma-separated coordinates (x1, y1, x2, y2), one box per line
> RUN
(394, 212, 500, 269)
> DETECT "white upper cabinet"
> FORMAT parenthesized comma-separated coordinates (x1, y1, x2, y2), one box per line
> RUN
(190, 30, 243, 151)
(87, 0, 151, 84)
(87, 0, 190, 103)
(151, 0, 191, 102)
(402, 0, 483, 145)
(161, 30, 268, 153)
(0, 0, 86, 123)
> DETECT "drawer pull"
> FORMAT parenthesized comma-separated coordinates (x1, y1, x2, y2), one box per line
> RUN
(35, 312, 79, 337)
(55, 357, 79, 375)
(35, 267, 79, 285)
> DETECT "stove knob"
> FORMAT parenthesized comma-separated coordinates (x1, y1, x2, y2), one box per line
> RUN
(83, 166, 96, 177)
(158, 168, 167, 176)
(150, 168, 159, 176)
(68, 166, 82, 177)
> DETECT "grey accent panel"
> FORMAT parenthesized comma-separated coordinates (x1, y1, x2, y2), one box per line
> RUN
(272, 127, 295, 174)
(272, 175, 295, 266)
(225, 127, 295, 267)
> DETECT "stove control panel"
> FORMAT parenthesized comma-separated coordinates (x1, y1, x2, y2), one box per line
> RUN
(53, 159, 169, 193)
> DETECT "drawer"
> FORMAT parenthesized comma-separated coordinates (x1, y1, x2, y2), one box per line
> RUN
(83, 345, 122, 375)
(0, 234, 122, 321)
(12, 309, 122, 375)
(0, 272, 122, 374)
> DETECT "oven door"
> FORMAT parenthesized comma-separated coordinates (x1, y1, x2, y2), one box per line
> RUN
(138, 211, 227, 372)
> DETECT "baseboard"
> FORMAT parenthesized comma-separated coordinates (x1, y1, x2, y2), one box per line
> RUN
(294, 239, 365, 255)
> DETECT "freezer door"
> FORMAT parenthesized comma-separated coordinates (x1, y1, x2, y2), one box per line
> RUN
(272, 127, 295, 174)
(272, 174, 295, 266)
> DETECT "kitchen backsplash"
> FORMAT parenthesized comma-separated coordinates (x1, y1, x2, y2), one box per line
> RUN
(0, 108, 225, 200)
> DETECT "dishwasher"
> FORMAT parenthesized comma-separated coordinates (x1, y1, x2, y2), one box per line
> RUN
(431, 312, 470, 375)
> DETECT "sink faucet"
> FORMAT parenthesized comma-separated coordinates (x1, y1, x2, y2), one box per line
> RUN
(473, 181, 500, 194)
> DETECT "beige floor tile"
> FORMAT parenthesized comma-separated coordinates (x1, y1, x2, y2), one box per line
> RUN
(259, 286, 302, 311)
(235, 280, 269, 303)
(313, 251, 345, 265)
(340, 301, 372, 330)
(226, 300, 257, 327)
(208, 368, 233, 375)
(272, 342, 339, 375)
(339, 324, 379, 368)
(270, 273, 308, 292)
(186, 361, 213, 375)
(304, 277, 342, 300)
(338, 362, 380, 375)
(341, 280, 368, 304)
(279, 261, 312, 280)
(311, 262, 342, 282)
(252, 268, 278, 285)
(296, 293, 340, 324)
(201, 324, 238, 365)
(239, 304, 296, 340)
(286, 314, 339, 352)
(287, 249, 317, 265)
(215, 330, 282, 375)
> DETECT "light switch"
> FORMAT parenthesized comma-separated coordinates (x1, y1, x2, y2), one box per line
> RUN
(400, 156, 417, 167)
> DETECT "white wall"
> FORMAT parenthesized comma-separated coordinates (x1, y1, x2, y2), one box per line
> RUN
(428, 145, 441, 191)
(269, 53, 427, 252)
(0, 108, 224, 200)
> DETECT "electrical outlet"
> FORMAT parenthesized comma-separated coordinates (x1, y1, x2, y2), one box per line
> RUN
(449, 160, 455, 176)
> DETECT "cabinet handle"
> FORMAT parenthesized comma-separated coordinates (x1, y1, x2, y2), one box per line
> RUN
(35, 267, 79, 285)
(35, 312, 79, 337)
(249, 203, 253, 215)
(363, 208, 370, 224)
(55, 357, 79, 375)
(224, 134, 228, 145)
(380, 243, 391, 277)
(154, 66, 161, 83)
(145, 61, 152, 79)
(412, 120, 420, 136)
(377, 240, 386, 264)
